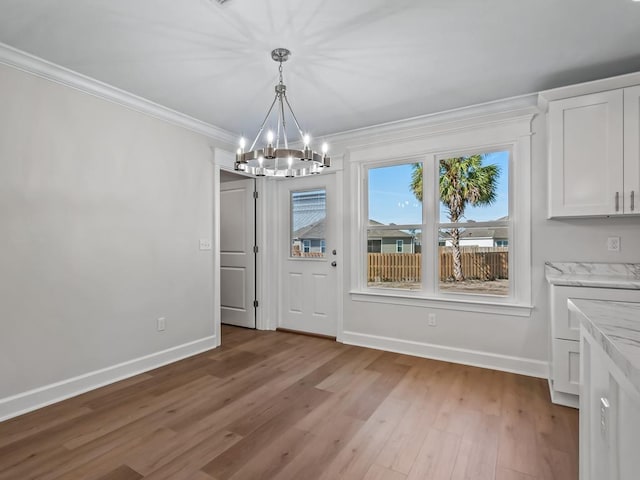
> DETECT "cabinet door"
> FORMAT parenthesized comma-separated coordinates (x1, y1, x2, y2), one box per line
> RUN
(553, 338, 580, 395)
(548, 90, 624, 217)
(624, 85, 640, 214)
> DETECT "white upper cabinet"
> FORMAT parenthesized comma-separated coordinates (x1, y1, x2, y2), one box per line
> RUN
(545, 76, 640, 218)
(624, 85, 640, 214)
(548, 90, 624, 217)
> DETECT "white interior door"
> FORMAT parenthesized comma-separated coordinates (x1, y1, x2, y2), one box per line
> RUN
(278, 174, 337, 336)
(220, 177, 256, 328)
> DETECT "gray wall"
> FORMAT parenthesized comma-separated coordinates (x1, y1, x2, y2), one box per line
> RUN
(0, 63, 216, 399)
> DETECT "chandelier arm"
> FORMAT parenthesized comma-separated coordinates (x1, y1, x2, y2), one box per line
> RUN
(249, 94, 279, 152)
(280, 93, 289, 149)
(283, 94, 306, 142)
(275, 92, 283, 150)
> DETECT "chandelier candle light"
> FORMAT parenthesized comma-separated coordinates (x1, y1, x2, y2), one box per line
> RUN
(235, 48, 330, 177)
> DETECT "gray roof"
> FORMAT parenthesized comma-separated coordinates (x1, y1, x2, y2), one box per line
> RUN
(367, 220, 415, 239)
(440, 217, 509, 240)
(294, 219, 326, 240)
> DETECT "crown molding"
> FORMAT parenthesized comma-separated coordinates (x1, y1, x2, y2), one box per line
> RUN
(538, 70, 640, 112)
(0, 42, 237, 146)
(322, 93, 538, 151)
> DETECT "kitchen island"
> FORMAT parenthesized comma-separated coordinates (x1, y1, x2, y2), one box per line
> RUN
(569, 299, 640, 480)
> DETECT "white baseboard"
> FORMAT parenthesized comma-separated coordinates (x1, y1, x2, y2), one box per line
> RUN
(341, 330, 549, 379)
(0, 336, 217, 422)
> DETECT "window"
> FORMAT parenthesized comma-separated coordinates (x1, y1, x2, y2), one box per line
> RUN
(368, 163, 422, 290)
(366, 150, 510, 297)
(438, 151, 509, 296)
(367, 239, 382, 253)
(291, 189, 326, 258)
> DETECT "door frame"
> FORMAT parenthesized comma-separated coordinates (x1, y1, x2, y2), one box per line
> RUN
(271, 168, 344, 339)
(219, 176, 257, 329)
(213, 147, 343, 340)
(213, 148, 267, 344)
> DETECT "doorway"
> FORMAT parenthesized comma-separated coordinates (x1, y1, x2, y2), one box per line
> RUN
(278, 174, 338, 337)
(220, 170, 256, 329)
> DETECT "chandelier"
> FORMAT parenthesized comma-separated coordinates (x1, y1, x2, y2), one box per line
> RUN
(235, 48, 330, 177)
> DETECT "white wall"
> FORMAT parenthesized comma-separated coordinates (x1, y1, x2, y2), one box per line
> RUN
(0, 62, 220, 416)
(330, 99, 640, 378)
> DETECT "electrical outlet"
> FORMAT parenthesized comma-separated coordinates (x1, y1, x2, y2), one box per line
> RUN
(428, 313, 437, 327)
(157, 317, 166, 332)
(607, 236, 621, 252)
(199, 239, 212, 250)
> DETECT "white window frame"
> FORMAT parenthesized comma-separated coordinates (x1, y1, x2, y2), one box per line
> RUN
(348, 113, 533, 316)
(395, 239, 403, 253)
(302, 239, 311, 253)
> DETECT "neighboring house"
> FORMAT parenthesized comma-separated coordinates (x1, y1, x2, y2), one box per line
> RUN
(292, 219, 326, 254)
(438, 217, 509, 248)
(291, 190, 327, 255)
(367, 220, 420, 253)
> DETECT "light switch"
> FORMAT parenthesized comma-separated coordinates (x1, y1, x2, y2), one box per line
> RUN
(199, 239, 212, 250)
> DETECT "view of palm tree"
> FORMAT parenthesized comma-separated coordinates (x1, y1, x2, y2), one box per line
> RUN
(367, 154, 507, 295)
(410, 154, 500, 282)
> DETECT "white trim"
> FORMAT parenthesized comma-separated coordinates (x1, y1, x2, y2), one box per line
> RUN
(335, 168, 345, 342)
(548, 378, 579, 409)
(349, 114, 533, 308)
(350, 291, 532, 317)
(325, 95, 538, 149)
(0, 42, 237, 145)
(538, 71, 640, 111)
(341, 331, 548, 379)
(0, 335, 218, 422)
(213, 164, 222, 343)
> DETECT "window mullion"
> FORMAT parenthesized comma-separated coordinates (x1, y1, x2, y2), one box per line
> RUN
(423, 155, 437, 296)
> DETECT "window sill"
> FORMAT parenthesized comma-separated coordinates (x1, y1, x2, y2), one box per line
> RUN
(349, 289, 533, 317)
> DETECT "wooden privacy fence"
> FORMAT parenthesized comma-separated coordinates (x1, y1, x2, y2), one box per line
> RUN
(368, 253, 421, 283)
(368, 247, 508, 282)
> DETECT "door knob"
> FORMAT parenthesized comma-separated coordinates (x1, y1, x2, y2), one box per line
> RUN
(331, 261, 337, 267)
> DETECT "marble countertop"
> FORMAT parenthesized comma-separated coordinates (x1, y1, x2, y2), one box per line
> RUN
(545, 262, 640, 289)
(569, 299, 640, 393)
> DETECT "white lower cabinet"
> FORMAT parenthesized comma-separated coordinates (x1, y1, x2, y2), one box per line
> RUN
(552, 338, 580, 395)
(580, 328, 640, 480)
(549, 286, 640, 407)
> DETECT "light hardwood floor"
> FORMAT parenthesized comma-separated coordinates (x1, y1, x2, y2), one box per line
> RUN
(0, 326, 578, 480)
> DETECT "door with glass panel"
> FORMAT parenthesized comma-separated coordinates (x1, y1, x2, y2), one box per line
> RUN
(278, 174, 337, 336)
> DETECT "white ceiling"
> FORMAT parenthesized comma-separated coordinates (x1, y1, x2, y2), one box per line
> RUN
(1, 0, 639, 139)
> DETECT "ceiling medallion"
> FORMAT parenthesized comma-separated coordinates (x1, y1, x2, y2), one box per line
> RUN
(235, 48, 330, 178)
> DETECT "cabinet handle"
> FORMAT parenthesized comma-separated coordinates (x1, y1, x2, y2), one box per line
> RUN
(615, 192, 619, 212)
(632, 191, 635, 212)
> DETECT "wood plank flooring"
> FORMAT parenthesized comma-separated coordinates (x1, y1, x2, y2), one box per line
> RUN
(0, 326, 578, 479)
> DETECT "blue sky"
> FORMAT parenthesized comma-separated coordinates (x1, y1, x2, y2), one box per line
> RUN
(368, 151, 509, 225)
